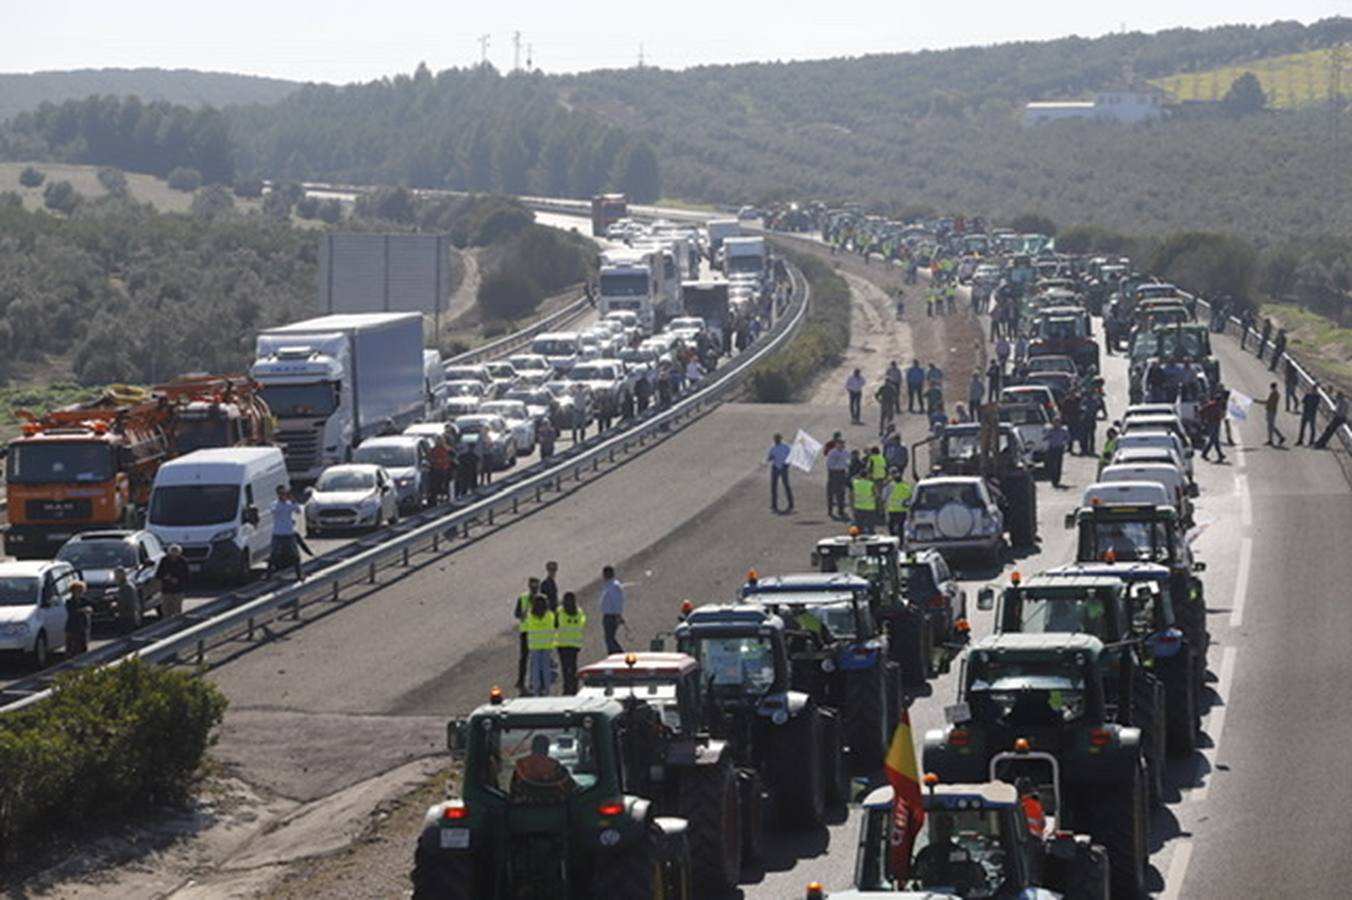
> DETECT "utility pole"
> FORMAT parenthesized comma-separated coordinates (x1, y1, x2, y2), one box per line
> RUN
(513, 31, 522, 72)
(527, 43, 534, 70)
(637, 43, 645, 69)
(478, 33, 491, 67)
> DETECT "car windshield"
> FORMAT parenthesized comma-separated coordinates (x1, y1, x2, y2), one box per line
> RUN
(1016, 588, 1116, 639)
(446, 383, 483, 397)
(509, 357, 548, 371)
(57, 541, 137, 570)
(1029, 358, 1075, 374)
(7, 443, 115, 484)
(600, 273, 649, 297)
(445, 368, 486, 382)
(479, 723, 600, 799)
(1091, 520, 1168, 561)
(999, 405, 1048, 426)
(316, 470, 376, 492)
(1156, 329, 1208, 358)
(913, 483, 980, 510)
(692, 635, 778, 692)
(898, 563, 939, 598)
(506, 391, 549, 406)
(619, 350, 655, 365)
(481, 402, 525, 420)
(354, 445, 416, 468)
(486, 365, 515, 378)
(0, 577, 40, 607)
(1038, 319, 1081, 340)
(969, 658, 1088, 724)
(569, 365, 611, 381)
(175, 417, 232, 453)
(149, 484, 240, 526)
(533, 340, 578, 357)
(259, 383, 337, 418)
(904, 808, 1011, 898)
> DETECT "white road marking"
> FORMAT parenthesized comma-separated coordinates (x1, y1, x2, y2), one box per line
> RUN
(1236, 475, 1251, 526)
(1161, 837, 1195, 900)
(1230, 538, 1252, 628)
(1189, 644, 1239, 804)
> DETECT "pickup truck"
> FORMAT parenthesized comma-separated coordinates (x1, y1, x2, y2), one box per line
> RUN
(567, 361, 630, 418)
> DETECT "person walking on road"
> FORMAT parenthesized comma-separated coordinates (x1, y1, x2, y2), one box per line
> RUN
(874, 381, 897, 434)
(825, 435, 851, 519)
(428, 437, 452, 503)
(884, 468, 913, 538)
(65, 581, 92, 656)
(906, 361, 926, 413)
(523, 594, 557, 697)
(986, 359, 1003, 399)
(1284, 359, 1301, 413)
(156, 544, 190, 618)
(1045, 418, 1071, 488)
(767, 433, 795, 513)
(1264, 383, 1287, 447)
(1199, 391, 1227, 462)
(851, 474, 881, 533)
(1297, 382, 1322, 446)
(846, 368, 866, 424)
(514, 576, 543, 691)
(925, 380, 945, 418)
(541, 561, 560, 611)
(1257, 318, 1273, 361)
(537, 418, 557, 460)
(555, 592, 586, 695)
(1270, 329, 1287, 372)
(1313, 391, 1349, 449)
(968, 372, 985, 412)
(265, 485, 305, 582)
(600, 566, 625, 654)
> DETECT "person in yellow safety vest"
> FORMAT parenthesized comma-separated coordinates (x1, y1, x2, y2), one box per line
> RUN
(885, 469, 913, 538)
(1098, 427, 1119, 476)
(555, 591, 587, 695)
(867, 445, 888, 484)
(523, 594, 557, 697)
(852, 475, 880, 533)
(515, 577, 542, 692)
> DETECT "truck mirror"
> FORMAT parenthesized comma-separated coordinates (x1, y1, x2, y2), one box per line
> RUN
(243, 506, 260, 526)
(977, 587, 995, 611)
(446, 719, 468, 755)
(1063, 512, 1076, 529)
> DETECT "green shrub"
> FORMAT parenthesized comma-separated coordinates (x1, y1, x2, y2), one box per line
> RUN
(0, 660, 226, 858)
(96, 167, 128, 196)
(749, 247, 851, 402)
(18, 166, 44, 188)
(233, 175, 265, 198)
(41, 180, 80, 214)
(166, 166, 203, 192)
(477, 270, 543, 321)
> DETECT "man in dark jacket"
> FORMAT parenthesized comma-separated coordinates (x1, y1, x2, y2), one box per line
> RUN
(156, 544, 191, 617)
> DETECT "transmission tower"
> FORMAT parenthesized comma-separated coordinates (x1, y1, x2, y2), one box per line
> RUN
(527, 44, 534, 70)
(513, 31, 522, 72)
(478, 34, 491, 66)
(637, 43, 645, 69)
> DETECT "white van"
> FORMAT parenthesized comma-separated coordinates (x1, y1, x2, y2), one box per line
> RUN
(1080, 481, 1172, 509)
(147, 447, 289, 582)
(531, 332, 584, 374)
(1098, 463, 1193, 522)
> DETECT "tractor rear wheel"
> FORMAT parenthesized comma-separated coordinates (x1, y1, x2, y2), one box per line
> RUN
(411, 847, 474, 900)
(1130, 671, 1167, 807)
(1002, 471, 1038, 548)
(1081, 762, 1148, 900)
(772, 706, 825, 829)
(891, 609, 930, 689)
(820, 707, 850, 809)
(845, 663, 889, 768)
(738, 768, 766, 864)
(677, 756, 742, 893)
(592, 832, 659, 899)
(1160, 650, 1199, 757)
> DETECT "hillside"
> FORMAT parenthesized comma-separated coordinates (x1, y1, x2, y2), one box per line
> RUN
(0, 68, 298, 122)
(1152, 45, 1351, 108)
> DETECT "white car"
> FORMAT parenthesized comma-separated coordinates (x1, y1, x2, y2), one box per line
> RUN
(998, 402, 1052, 463)
(904, 477, 1005, 567)
(479, 400, 536, 455)
(667, 316, 707, 342)
(0, 560, 78, 667)
(1099, 463, 1193, 522)
(1081, 481, 1172, 509)
(353, 436, 431, 512)
(404, 421, 458, 446)
(1114, 430, 1193, 481)
(305, 464, 399, 534)
(444, 380, 488, 416)
(506, 354, 554, 386)
(484, 362, 519, 397)
(503, 388, 557, 429)
(1000, 385, 1060, 420)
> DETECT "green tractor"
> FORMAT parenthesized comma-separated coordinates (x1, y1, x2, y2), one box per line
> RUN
(811, 532, 969, 689)
(413, 694, 693, 900)
(816, 776, 1108, 899)
(924, 634, 1151, 899)
(575, 651, 747, 893)
(668, 603, 848, 831)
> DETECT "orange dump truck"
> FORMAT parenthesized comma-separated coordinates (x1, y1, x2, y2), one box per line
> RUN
(156, 375, 275, 453)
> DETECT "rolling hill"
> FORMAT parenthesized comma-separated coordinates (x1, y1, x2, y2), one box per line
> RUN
(0, 67, 298, 122)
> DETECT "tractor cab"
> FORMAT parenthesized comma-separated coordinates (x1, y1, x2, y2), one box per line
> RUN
(674, 604, 795, 712)
(577, 651, 705, 738)
(812, 532, 904, 614)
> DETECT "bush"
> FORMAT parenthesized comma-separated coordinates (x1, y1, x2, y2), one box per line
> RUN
(233, 176, 265, 198)
(19, 166, 45, 188)
(477, 270, 544, 321)
(166, 167, 203, 192)
(41, 180, 80, 214)
(0, 660, 227, 858)
(749, 247, 851, 402)
(316, 198, 343, 224)
(190, 184, 236, 218)
(295, 196, 320, 219)
(96, 166, 128, 196)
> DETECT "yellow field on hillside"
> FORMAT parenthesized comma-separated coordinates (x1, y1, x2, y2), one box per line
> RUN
(1151, 46, 1351, 108)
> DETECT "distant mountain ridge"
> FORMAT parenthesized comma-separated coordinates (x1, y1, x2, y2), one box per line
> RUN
(0, 67, 300, 121)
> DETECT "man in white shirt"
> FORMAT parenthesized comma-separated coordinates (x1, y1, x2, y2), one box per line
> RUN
(599, 565, 625, 654)
(845, 369, 866, 424)
(266, 485, 304, 581)
(767, 433, 794, 513)
(825, 433, 851, 519)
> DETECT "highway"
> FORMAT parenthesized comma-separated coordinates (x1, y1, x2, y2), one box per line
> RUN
(10, 206, 1351, 898)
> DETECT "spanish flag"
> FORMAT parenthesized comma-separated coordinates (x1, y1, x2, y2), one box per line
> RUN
(883, 709, 925, 882)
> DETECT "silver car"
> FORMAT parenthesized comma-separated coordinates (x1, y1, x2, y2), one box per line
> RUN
(305, 464, 399, 534)
(353, 436, 431, 512)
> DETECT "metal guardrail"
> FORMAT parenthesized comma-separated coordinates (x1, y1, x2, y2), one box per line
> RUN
(445, 293, 592, 366)
(0, 264, 809, 712)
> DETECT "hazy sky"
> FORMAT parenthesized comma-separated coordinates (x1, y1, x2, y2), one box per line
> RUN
(5, 1, 1347, 83)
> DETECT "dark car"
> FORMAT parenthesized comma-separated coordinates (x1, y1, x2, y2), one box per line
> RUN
(897, 548, 967, 643)
(55, 530, 166, 625)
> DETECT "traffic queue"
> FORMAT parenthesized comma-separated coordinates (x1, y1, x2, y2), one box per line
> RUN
(410, 225, 1226, 899)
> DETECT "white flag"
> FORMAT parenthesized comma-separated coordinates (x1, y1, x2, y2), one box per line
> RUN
(787, 429, 822, 473)
(1227, 389, 1253, 421)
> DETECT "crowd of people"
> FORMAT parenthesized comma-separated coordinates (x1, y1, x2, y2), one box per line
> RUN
(511, 561, 629, 697)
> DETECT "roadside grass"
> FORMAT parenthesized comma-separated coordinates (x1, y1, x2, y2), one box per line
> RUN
(749, 244, 851, 402)
(1262, 301, 1352, 393)
(1151, 46, 1351, 108)
(0, 161, 263, 215)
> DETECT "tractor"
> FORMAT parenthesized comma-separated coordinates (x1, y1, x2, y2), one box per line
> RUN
(924, 634, 1151, 899)
(811, 531, 970, 689)
(574, 651, 746, 892)
(740, 572, 901, 768)
(414, 693, 692, 899)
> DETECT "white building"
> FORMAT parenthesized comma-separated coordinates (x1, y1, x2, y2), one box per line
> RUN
(1022, 91, 1167, 127)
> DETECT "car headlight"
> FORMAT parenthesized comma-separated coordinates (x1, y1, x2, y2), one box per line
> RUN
(396, 477, 413, 487)
(211, 528, 237, 542)
(0, 622, 31, 638)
